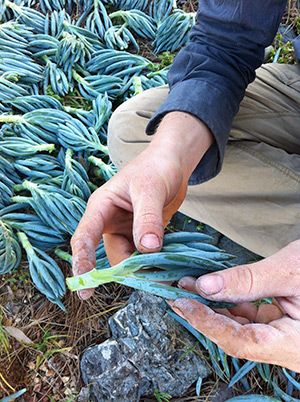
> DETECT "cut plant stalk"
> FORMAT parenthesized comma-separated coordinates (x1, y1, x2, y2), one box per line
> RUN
(66, 237, 236, 309)
(88, 155, 117, 181)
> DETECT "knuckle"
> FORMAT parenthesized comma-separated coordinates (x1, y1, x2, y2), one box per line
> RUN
(231, 265, 254, 296)
(87, 190, 99, 205)
(136, 208, 163, 227)
(226, 326, 266, 360)
(243, 266, 255, 295)
(137, 211, 162, 226)
(70, 233, 79, 249)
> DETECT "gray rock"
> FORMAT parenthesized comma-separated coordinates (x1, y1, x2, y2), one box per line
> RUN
(81, 291, 210, 402)
(5, 300, 22, 315)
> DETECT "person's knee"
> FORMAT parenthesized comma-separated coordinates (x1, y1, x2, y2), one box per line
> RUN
(107, 99, 151, 169)
(107, 86, 169, 168)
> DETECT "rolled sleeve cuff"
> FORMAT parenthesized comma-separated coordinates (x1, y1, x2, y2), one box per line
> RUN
(293, 35, 300, 61)
(146, 79, 238, 185)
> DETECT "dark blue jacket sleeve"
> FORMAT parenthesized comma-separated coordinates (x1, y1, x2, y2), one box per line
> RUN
(146, 0, 287, 185)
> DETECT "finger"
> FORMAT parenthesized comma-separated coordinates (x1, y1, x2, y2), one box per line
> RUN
(255, 304, 284, 324)
(272, 297, 286, 315)
(275, 296, 300, 320)
(169, 298, 288, 364)
(72, 222, 98, 301)
(71, 193, 105, 270)
(214, 308, 250, 324)
(195, 242, 300, 303)
(103, 233, 135, 266)
(178, 278, 253, 323)
(77, 288, 94, 300)
(228, 303, 258, 322)
(71, 191, 108, 300)
(178, 276, 197, 292)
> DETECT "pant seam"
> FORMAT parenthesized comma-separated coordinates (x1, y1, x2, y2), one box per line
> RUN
(234, 111, 300, 121)
(268, 67, 291, 84)
(259, 64, 300, 84)
(230, 142, 300, 184)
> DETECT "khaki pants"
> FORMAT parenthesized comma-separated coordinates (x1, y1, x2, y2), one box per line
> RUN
(108, 64, 300, 257)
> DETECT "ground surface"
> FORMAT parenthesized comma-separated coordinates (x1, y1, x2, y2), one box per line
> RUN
(1, 212, 299, 401)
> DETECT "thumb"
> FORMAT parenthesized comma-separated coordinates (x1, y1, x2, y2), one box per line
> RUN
(132, 191, 165, 254)
(195, 243, 300, 303)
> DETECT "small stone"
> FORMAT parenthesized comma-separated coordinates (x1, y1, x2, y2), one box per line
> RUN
(2, 317, 12, 326)
(5, 300, 21, 315)
(6, 285, 14, 300)
(40, 364, 47, 372)
(27, 361, 36, 370)
(33, 383, 41, 393)
(48, 356, 61, 371)
(15, 289, 25, 300)
(62, 376, 70, 384)
(64, 388, 72, 396)
(33, 377, 41, 393)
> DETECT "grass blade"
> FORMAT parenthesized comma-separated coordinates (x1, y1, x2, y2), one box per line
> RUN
(272, 379, 300, 402)
(229, 361, 258, 388)
(196, 376, 202, 396)
(167, 310, 208, 349)
(283, 368, 300, 391)
(0, 388, 27, 402)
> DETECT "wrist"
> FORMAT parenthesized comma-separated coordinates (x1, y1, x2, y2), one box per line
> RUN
(149, 111, 214, 180)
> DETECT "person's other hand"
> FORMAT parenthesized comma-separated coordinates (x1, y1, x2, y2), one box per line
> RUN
(71, 112, 214, 299)
(169, 240, 300, 372)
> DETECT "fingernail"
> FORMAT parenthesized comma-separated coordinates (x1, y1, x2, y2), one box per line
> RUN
(197, 274, 223, 295)
(177, 277, 191, 289)
(172, 307, 186, 319)
(177, 279, 187, 289)
(140, 234, 160, 249)
(77, 290, 91, 300)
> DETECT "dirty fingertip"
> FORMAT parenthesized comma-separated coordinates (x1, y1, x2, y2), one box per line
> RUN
(77, 289, 94, 300)
(172, 307, 186, 319)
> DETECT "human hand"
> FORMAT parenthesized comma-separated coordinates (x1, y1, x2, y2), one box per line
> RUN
(168, 240, 300, 372)
(71, 112, 214, 299)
